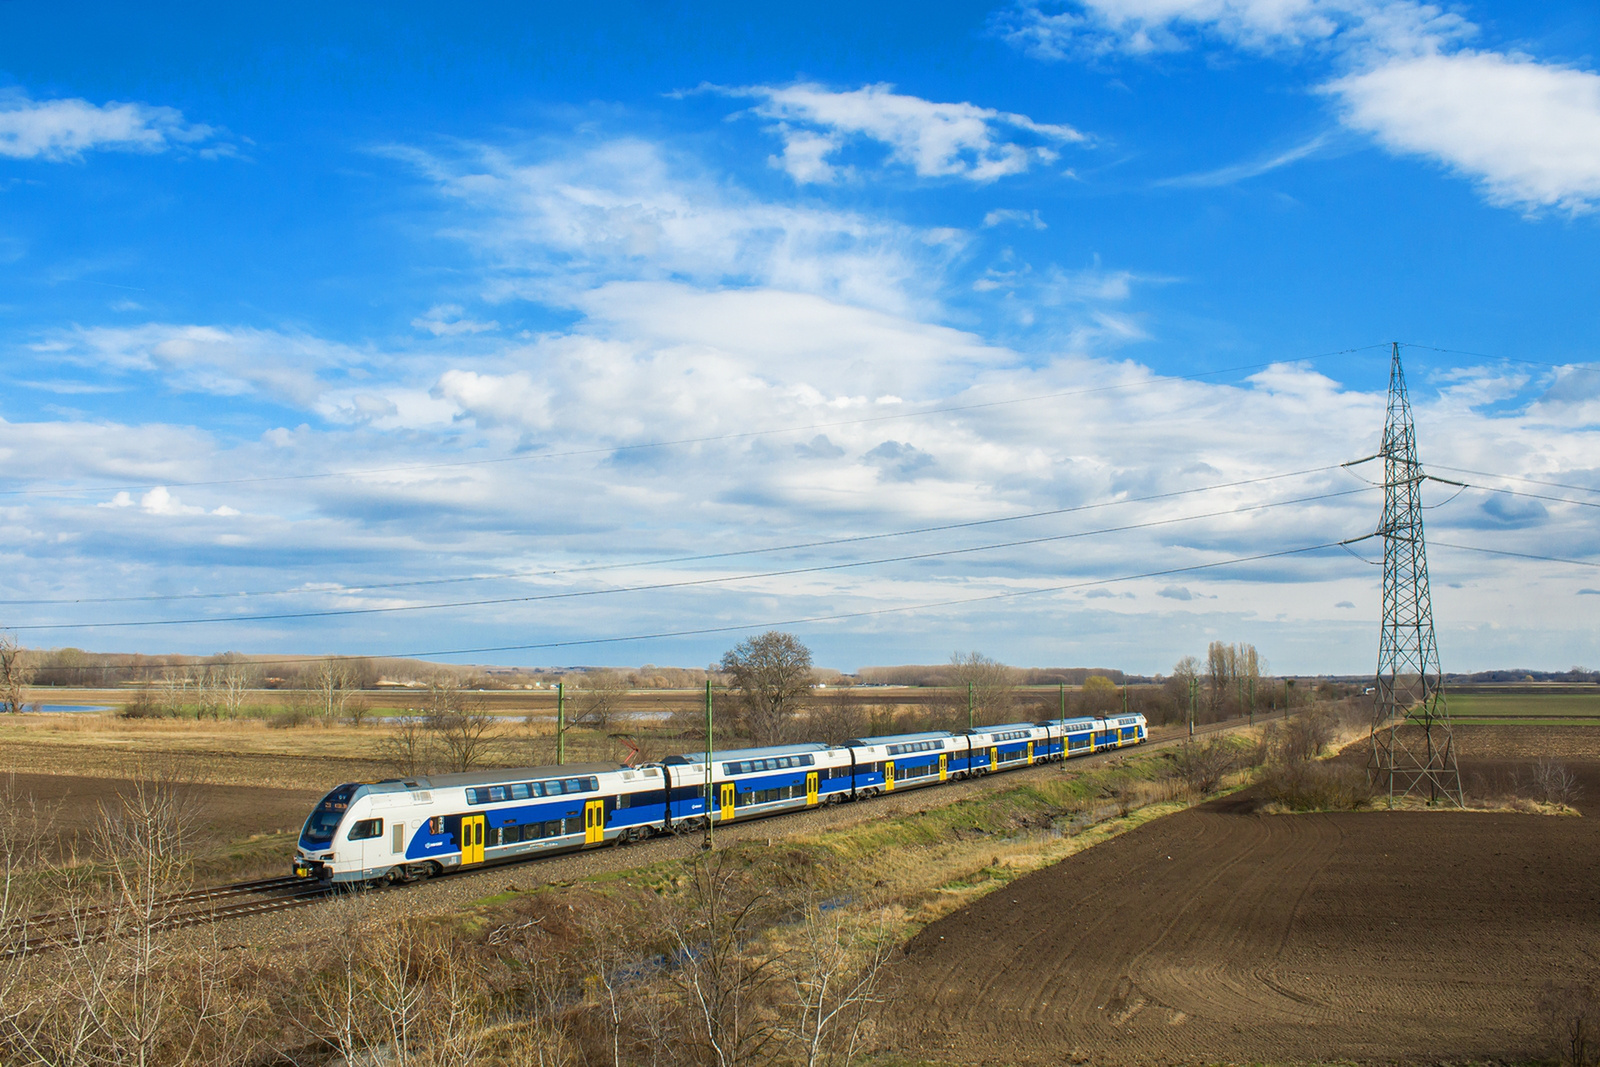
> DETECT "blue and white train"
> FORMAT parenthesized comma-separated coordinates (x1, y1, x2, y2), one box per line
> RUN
(293, 712, 1147, 885)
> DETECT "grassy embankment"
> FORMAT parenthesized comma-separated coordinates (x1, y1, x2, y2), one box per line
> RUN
(471, 734, 1261, 944)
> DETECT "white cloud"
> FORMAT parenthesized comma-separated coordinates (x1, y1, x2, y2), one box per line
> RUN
(998, 1, 1600, 212)
(392, 137, 962, 317)
(994, 0, 1464, 59)
(983, 208, 1049, 229)
(411, 304, 500, 336)
(40, 324, 374, 407)
(136, 486, 204, 516)
(723, 82, 1085, 184)
(1154, 133, 1332, 187)
(0, 90, 223, 161)
(1328, 51, 1600, 212)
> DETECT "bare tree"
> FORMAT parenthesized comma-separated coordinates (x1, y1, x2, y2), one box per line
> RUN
(805, 695, 869, 746)
(946, 651, 1015, 728)
(423, 675, 499, 773)
(721, 632, 815, 745)
(157, 666, 193, 718)
(193, 665, 222, 721)
(214, 655, 255, 719)
(313, 659, 357, 725)
(571, 669, 629, 731)
(1542, 981, 1600, 1067)
(381, 716, 437, 778)
(0, 633, 32, 715)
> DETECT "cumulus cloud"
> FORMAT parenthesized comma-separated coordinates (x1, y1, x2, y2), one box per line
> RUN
(720, 82, 1085, 184)
(96, 486, 223, 516)
(1328, 51, 1600, 212)
(0, 89, 225, 161)
(998, 1, 1600, 212)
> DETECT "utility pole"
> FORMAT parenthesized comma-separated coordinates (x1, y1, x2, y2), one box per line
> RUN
(1187, 675, 1197, 739)
(556, 681, 565, 765)
(967, 680, 974, 731)
(1359, 343, 1464, 807)
(1059, 682, 1066, 767)
(1248, 673, 1256, 727)
(703, 678, 715, 851)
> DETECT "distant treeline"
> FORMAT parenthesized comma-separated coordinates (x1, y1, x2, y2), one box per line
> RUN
(852, 665, 1150, 686)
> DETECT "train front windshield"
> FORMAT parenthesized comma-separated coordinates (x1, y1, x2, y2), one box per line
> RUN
(301, 784, 359, 847)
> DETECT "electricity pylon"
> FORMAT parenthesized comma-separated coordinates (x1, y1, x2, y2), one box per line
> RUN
(1362, 343, 1464, 807)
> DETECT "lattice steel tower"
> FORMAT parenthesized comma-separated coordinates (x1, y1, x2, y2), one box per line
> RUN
(1368, 343, 1463, 806)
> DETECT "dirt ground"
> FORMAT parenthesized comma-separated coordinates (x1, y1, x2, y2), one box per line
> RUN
(892, 726, 1600, 1065)
(2, 772, 323, 869)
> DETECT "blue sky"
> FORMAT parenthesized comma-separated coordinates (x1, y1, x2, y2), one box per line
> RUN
(1, 0, 1597, 675)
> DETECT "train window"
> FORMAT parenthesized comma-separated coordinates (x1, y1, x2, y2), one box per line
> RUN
(429, 816, 443, 835)
(564, 779, 585, 794)
(616, 793, 630, 809)
(488, 786, 507, 802)
(510, 784, 531, 800)
(347, 818, 383, 841)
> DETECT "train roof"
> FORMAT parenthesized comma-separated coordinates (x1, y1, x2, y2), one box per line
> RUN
(845, 730, 955, 747)
(372, 762, 623, 792)
(966, 721, 1046, 735)
(662, 742, 828, 765)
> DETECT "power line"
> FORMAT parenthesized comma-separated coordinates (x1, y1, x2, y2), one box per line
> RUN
(0, 348, 1390, 500)
(1431, 542, 1600, 569)
(1399, 342, 1600, 376)
(26, 540, 1350, 670)
(7, 487, 1375, 632)
(1428, 464, 1600, 497)
(0, 462, 1351, 607)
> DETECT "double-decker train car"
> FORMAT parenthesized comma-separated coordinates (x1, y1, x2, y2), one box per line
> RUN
(293, 762, 666, 885)
(293, 712, 1148, 886)
(659, 742, 854, 828)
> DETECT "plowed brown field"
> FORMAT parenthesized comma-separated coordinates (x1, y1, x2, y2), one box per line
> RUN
(894, 731, 1600, 1065)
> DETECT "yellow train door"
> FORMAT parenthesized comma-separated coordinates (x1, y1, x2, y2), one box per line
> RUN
(884, 760, 896, 791)
(989, 746, 998, 770)
(939, 753, 948, 781)
(1027, 740, 1035, 765)
(806, 771, 819, 806)
(584, 799, 605, 844)
(460, 815, 485, 865)
(720, 782, 735, 822)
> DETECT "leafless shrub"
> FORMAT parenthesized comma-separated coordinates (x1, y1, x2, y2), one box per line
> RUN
(1169, 738, 1237, 795)
(777, 904, 893, 1067)
(665, 853, 786, 1067)
(804, 699, 869, 747)
(1542, 981, 1600, 1066)
(1525, 757, 1584, 806)
(1259, 760, 1373, 811)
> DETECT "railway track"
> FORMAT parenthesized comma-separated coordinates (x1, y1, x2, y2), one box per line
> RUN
(3, 715, 1256, 957)
(2, 875, 333, 958)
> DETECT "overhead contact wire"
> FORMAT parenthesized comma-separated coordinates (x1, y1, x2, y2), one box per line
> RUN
(8, 487, 1375, 632)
